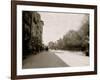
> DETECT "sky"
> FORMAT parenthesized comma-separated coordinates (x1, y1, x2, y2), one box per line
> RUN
(39, 12, 86, 45)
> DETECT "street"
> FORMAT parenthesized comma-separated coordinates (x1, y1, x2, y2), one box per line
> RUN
(22, 50, 89, 69)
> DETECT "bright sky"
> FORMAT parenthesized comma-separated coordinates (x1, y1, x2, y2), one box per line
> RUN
(39, 12, 86, 45)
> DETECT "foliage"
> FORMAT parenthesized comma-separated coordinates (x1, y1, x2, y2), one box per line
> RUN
(48, 15, 89, 56)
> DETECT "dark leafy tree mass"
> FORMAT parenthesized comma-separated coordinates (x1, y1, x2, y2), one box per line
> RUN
(22, 11, 44, 59)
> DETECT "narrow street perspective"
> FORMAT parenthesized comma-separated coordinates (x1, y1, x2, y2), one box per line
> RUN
(23, 50, 89, 69)
(23, 50, 68, 69)
(22, 11, 89, 69)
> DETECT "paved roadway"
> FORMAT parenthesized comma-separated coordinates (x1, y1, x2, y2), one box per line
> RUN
(22, 51, 69, 69)
(22, 50, 89, 69)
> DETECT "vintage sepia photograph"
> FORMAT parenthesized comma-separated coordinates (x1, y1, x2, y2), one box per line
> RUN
(11, 1, 97, 79)
(22, 11, 90, 69)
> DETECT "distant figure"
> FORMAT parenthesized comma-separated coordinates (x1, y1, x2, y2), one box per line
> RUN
(85, 49, 89, 56)
(45, 46, 48, 51)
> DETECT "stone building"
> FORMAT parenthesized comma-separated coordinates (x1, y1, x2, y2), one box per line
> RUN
(22, 11, 44, 56)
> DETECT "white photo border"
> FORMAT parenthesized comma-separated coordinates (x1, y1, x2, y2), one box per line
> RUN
(17, 5, 95, 76)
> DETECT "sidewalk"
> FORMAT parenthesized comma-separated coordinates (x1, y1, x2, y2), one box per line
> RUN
(54, 50, 89, 67)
